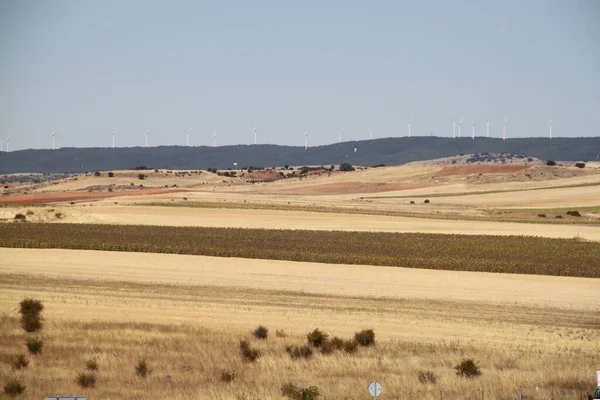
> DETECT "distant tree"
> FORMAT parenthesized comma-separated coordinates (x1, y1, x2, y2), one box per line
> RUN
(546, 160, 556, 166)
(93, 171, 101, 177)
(575, 162, 585, 169)
(107, 172, 114, 177)
(138, 173, 145, 180)
(284, 165, 289, 170)
(339, 162, 354, 172)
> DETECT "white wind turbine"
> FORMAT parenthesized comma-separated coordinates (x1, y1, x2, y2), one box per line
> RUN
(213, 128, 217, 147)
(5, 135, 10, 152)
(452, 119, 456, 138)
(187, 128, 191, 146)
(458, 118, 463, 138)
(485, 118, 490, 138)
(338, 125, 343, 143)
(112, 129, 117, 149)
(0, 136, 3, 151)
(408, 118, 412, 137)
(502, 118, 507, 140)
(144, 127, 149, 147)
(253, 124, 258, 145)
(369, 127, 374, 140)
(52, 128, 56, 150)
(548, 120, 552, 139)
(304, 131, 308, 150)
(471, 121, 476, 139)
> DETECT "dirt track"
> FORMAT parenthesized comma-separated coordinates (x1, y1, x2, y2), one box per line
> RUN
(0, 188, 186, 204)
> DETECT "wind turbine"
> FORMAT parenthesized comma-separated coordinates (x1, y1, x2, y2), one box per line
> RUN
(458, 118, 463, 138)
(548, 120, 552, 139)
(369, 127, 374, 140)
(408, 118, 412, 137)
(144, 127, 149, 147)
(485, 118, 490, 138)
(52, 128, 56, 150)
(5, 135, 10, 152)
(0, 136, 3, 151)
(471, 121, 476, 139)
(452, 119, 456, 138)
(112, 129, 116, 149)
(338, 125, 343, 143)
(213, 128, 217, 147)
(187, 128, 191, 146)
(304, 131, 308, 150)
(502, 118, 507, 140)
(253, 125, 258, 145)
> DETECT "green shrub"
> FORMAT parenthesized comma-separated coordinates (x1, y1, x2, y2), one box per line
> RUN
(339, 162, 354, 172)
(286, 345, 313, 360)
(566, 210, 581, 217)
(281, 382, 320, 400)
(253, 325, 268, 340)
(11, 354, 29, 370)
(76, 372, 96, 388)
(138, 173, 145, 180)
(3, 378, 25, 397)
(354, 329, 375, 346)
(13, 213, 26, 221)
(108, 172, 114, 177)
(418, 370, 437, 384)
(455, 358, 481, 378)
(94, 171, 101, 177)
(136, 359, 150, 377)
(240, 340, 261, 362)
(546, 160, 556, 166)
(306, 329, 328, 347)
(86, 358, 99, 371)
(26, 337, 43, 354)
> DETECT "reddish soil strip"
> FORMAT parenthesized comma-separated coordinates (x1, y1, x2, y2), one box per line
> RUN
(0, 188, 187, 205)
(280, 182, 437, 195)
(435, 164, 530, 177)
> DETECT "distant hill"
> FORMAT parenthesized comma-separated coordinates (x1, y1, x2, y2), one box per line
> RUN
(1, 137, 599, 174)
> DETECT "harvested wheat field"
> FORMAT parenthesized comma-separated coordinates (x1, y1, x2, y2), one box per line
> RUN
(1, 249, 599, 399)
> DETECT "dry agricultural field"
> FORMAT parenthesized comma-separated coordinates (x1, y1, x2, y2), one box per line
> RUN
(1, 163, 599, 399)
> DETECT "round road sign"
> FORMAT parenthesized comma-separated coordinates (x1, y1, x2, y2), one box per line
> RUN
(368, 381, 382, 397)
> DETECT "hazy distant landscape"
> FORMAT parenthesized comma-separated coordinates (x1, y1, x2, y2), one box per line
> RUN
(1, 136, 599, 174)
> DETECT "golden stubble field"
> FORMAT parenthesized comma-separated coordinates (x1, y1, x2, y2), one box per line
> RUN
(1, 164, 600, 399)
(1, 249, 599, 399)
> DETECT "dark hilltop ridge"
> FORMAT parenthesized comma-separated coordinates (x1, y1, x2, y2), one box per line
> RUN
(1, 137, 598, 174)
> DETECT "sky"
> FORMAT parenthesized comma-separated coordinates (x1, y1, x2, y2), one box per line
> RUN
(0, 0, 599, 150)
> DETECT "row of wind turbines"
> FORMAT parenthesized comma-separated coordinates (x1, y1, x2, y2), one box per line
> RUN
(4, 119, 554, 152)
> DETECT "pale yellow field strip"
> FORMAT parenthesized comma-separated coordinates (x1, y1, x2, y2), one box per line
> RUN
(1, 248, 598, 311)
(25, 205, 600, 241)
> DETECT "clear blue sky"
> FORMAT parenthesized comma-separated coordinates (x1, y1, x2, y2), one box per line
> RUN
(1, 0, 599, 150)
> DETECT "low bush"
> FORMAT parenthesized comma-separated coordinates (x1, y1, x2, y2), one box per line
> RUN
(276, 329, 287, 338)
(3, 379, 25, 397)
(424, 199, 430, 204)
(13, 214, 26, 221)
(537, 214, 546, 218)
(286, 345, 313, 360)
(566, 211, 581, 217)
(94, 171, 101, 177)
(108, 172, 114, 177)
(138, 174, 145, 180)
(26, 337, 43, 354)
(555, 215, 563, 219)
(343, 339, 359, 354)
(355, 329, 375, 346)
(240, 340, 261, 362)
(546, 160, 556, 166)
(418, 370, 437, 384)
(76, 372, 96, 388)
(253, 325, 268, 340)
(575, 162, 585, 168)
(455, 358, 481, 378)
(136, 359, 150, 377)
(339, 162, 354, 172)
(21, 314, 42, 333)
(307, 329, 328, 347)
(25, 210, 34, 216)
(220, 370, 235, 383)
(86, 358, 99, 371)
(281, 383, 320, 400)
(19, 299, 43, 317)
(11, 354, 29, 370)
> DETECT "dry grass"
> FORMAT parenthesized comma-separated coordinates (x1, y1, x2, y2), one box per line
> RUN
(0, 315, 597, 400)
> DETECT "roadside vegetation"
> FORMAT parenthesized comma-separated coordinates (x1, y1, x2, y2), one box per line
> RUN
(0, 223, 598, 277)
